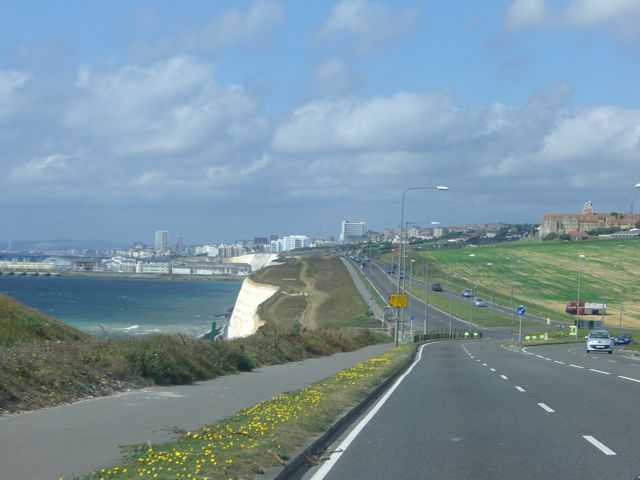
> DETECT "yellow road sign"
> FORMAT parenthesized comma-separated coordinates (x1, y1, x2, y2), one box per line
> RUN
(570, 325, 577, 336)
(389, 294, 408, 308)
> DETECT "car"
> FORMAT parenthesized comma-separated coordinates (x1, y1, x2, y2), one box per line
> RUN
(613, 333, 633, 345)
(399, 272, 404, 280)
(586, 329, 613, 354)
(461, 289, 473, 297)
(472, 298, 487, 307)
(431, 283, 443, 291)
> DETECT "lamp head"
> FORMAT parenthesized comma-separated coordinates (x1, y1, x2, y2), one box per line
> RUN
(436, 185, 449, 191)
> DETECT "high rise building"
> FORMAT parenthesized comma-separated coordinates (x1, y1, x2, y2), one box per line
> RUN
(340, 220, 366, 243)
(176, 233, 184, 253)
(155, 230, 168, 251)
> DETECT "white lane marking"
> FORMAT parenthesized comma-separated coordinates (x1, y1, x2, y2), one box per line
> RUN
(476, 359, 481, 362)
(583, 435, 616, 456)
(482, 363, 487, 367)
(543, 357, 551, 361)
(553, 360, 565, 364)
(608, 360, 616, 363)
(618, 375, 640, 383)
(515, 386, 526, 392)
(535, 355, 544, 358)
(500, 375, 508, 380)
(589, 369, 611, 375)
(538, 403, 555, 413)
(470, 356, 474, 359)
(309, 342, 438, 480)
(569, 364, 584, 369)
(490, 368, 496, 372)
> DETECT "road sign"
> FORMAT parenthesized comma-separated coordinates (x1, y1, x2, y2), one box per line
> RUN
(517, 305, 526, 316)
(389, 294, 408, 308)
(570, 325, 577, 336)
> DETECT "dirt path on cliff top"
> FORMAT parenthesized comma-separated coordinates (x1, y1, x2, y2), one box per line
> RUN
(298, 259, 329, 330)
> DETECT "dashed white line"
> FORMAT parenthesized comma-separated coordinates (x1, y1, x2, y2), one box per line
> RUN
(618, 375, 640, 383)
(500, 375, 509, 380)
(553, 360, 565, 364)
(470, 356, 474, 359)
(569, 364, 584, 369)
(538, 403, 555, 413)
(515, 386, 526, 392)
(589, 369, 611, 375)
(490, 368, 496, 372)
(482, 363, 487, 367)
(535, 355, 544, 359)
(476, 359, 481, 362)
(583, 435, 616, 456)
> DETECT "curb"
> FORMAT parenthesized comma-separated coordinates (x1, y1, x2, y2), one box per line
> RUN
(268, 345, 419, 480)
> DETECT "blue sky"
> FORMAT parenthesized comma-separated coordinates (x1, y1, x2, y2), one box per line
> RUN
(1, 0, 640, 244)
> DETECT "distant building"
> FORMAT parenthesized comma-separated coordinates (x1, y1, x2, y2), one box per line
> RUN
(539, 201, 640, 238)
(270, 235, 310, 252)
(340, 220, 366, 243)
(176, 233, 184, 254)
(155, 230, 168, 251)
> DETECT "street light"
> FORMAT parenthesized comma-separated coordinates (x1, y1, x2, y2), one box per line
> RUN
(468, 253, 476, 334)
(409, 259, 415, 337)
(424, 258, 429, 334)
(487, 262, 495, 316)
(576, 254, 586, 336)
(396, 185, 449, 345)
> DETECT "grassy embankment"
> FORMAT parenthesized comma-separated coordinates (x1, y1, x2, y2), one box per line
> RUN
(384, 238, 640, 332)
(0, 256, 387, 414)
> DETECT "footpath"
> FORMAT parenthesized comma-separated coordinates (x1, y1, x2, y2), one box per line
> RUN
(0, 344, 392, 480)
(339, 257, 385, 320)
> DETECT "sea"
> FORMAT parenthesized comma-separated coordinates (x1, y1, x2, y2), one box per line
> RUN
(0, 275, 243, 337)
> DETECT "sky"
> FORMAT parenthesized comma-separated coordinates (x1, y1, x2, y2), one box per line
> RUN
(1, 0, 640, 245)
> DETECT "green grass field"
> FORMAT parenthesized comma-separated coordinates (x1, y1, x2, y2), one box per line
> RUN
(385, 238, 640, 328)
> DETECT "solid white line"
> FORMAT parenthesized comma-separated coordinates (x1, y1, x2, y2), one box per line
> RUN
(476, 359, 481, 362)
(500, 374, 508, 380)
(515, 386, 526, 392)
(569, 364, 584, 369)
(536, 355, 544, 358)
(490, 368, 496, 372)
(618, 375, 640, 383)
(537, 402, 555, 413)
(589, 369, 611, 375)
(553, 360, 565, 364)
(309, 342, 438, 480)
(583, 435, 616, 456)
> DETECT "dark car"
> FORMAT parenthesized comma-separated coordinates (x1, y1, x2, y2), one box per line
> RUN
(613, 334, 633, 345)
(431, 283, 443, 291)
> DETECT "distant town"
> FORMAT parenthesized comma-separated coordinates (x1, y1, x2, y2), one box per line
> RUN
(2, 202, 639, 278)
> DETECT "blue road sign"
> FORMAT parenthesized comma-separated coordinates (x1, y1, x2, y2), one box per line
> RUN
(517, 305, 526, 316)
(410, 314, 415, 321)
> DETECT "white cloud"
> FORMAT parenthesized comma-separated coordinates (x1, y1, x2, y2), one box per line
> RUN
(313, 59, 356, 96)
(9, 152, 83, 184)
(272, 92, 459, 153)
(66, 56, 268, 157)
(0, 70, 31, 122)
(152, 0, 284, 54)
(506, 0, 640, 39)
(320, 0, 418, 52)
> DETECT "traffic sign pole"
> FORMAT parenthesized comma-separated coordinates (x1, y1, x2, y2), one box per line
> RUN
(517, 305, 526, 346)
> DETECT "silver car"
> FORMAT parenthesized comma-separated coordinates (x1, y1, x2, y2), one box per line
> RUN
(472, 298, 487, 307)
(586, 329, 613, 354)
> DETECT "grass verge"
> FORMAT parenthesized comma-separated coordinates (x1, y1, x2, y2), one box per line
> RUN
(74, 344, 415, 480)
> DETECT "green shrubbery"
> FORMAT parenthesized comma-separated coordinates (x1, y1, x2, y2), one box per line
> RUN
(0, 327, 387, 414)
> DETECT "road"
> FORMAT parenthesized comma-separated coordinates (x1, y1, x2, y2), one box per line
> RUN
(305, 340, 640, 480)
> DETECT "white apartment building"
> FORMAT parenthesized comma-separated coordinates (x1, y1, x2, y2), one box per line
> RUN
(136, 261, 170, 274)
(155, 230, 168, 251)
(270, 235, 310, 252)
(340, 220, 365, 243)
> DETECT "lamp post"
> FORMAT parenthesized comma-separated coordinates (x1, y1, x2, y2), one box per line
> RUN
(448, 265, 453, 335)
(468, 253, 476, 334)
(617, 244, 626, 327)
(396, 185, 449, 345)
(487, 262, 495, 316)
(424, 258, 429, 334)
(576, 254, 586, 336)
(409, 259, 415, 337)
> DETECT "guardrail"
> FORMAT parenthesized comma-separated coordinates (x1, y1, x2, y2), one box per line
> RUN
(413, 329, 483, 342)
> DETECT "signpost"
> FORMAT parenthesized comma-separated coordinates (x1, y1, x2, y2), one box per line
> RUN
(517, 305, 526, 345)
(390, 294, 409, 308)
(569, 325, 577, 338)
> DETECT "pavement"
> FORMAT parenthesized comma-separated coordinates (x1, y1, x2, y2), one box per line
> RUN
(0, 343, 393, 480)
(340, 257, 385, 320)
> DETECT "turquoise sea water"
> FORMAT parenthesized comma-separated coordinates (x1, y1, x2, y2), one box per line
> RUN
(0, 275, 242, 336)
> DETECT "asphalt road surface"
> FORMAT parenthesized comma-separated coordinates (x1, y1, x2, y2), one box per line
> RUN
(304, 340, 640, 480)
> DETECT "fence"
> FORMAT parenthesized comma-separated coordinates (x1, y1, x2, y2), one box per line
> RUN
(413, 329, 483, 342)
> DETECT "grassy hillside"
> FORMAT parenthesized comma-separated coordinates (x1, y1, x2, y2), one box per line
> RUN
(0, 293, 88, 346)
(391, 238, 640, 328)
(252, 256, 380, 331)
